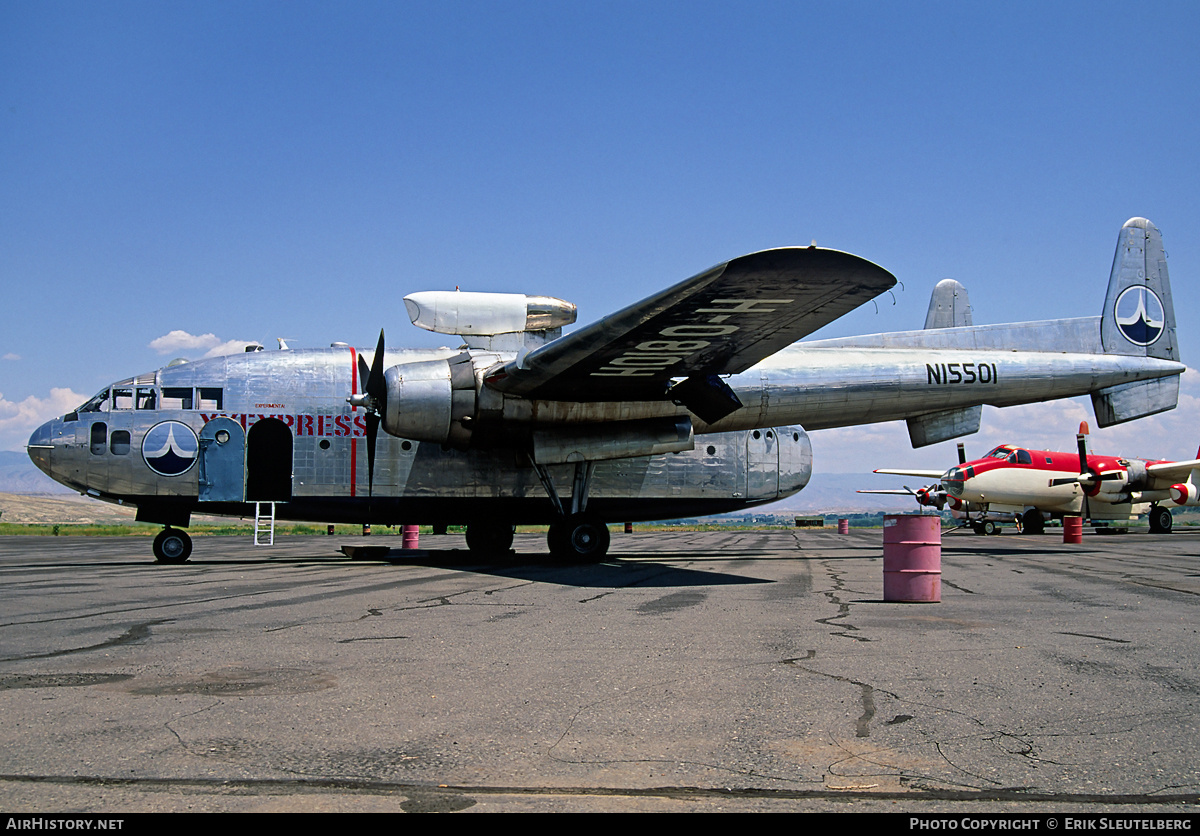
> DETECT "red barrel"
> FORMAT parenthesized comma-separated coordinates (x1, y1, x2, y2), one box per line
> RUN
(402, 524, 419, 550)
(837, 519, 849, 535)
(883, 514, 941, 603)
(362, 523, 371, 536)
(327, 525, 335, 536)
(624, 522, 633, 534)
(1063, 516, 1083, 544)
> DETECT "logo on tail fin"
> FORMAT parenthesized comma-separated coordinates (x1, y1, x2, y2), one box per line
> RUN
(1114, 285, 1165, 346)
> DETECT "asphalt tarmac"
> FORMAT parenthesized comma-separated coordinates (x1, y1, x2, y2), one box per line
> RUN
(1, 528, 1198, 813)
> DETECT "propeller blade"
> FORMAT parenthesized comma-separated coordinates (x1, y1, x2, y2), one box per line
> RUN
(352, 329, 387, 499)
(367, 330, 387, 403)
(957, 442, 967, 465)
(1076, 433, 1089, 477)
(365, 412, 379, 498)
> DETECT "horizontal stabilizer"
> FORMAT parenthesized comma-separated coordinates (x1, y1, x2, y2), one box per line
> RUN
(1090, 376, 1179, 427)
(873, 468, 946, 479)
(906, 405, 981, 448)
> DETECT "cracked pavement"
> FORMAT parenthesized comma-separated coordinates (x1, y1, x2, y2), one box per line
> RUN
(0, 529, 1197, 812)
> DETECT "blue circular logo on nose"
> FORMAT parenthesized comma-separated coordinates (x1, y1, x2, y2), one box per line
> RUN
(1114, 286, 1165, 346)
(142, 421, 199, 476)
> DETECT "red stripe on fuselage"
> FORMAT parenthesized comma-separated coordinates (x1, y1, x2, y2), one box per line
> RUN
(349, 346, 358, 498)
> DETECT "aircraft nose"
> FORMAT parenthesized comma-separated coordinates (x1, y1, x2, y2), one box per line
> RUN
(27, 419, 56, 477)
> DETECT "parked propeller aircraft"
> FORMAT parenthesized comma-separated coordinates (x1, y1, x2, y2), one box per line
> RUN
(27, 218, 1186, 562)
(870, 425, 1200, 534)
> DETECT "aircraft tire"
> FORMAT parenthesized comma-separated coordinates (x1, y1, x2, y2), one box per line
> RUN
(982, 521, 999, 536)
(153, 528, 192, 564)
(465, 522, 514, 555)
(548, 514, 610, 562)
(1149, 506, 1173, 534)
(1021, 509, 1045, 535)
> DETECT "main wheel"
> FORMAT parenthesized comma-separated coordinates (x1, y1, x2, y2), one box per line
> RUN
(1149, 506, 1173, 534)
(547, 514, 610, 562)
(153, 528, 192, 564)
(982, 520, 999, 536)
(465, 521, 515, 555)
(1021, 508, 1045, 535)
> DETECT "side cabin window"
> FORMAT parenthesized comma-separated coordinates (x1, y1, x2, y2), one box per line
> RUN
(136, 387, 156, 410)
(198, 388, 223, 410)
(90, 422, 107, 455)
(161, 388, 194, 410)
(110, 430, 131, 455)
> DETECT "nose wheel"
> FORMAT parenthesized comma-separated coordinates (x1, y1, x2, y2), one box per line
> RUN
(153, 528, 192, 564)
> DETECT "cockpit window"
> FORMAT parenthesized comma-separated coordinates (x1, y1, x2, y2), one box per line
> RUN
(986, 446, 1011, 459)
(113, 388, 134, 410)
(78, 390, 111, 413)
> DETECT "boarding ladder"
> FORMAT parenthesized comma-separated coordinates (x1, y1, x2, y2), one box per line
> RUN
(254, 502, 276, 546)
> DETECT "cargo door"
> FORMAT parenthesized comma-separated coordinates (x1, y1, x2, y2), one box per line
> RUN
(198, 417, 245, 502)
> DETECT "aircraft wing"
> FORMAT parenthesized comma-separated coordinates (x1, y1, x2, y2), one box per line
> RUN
(1146, 458, 1200, 484)
(874, 468, 947, 479)
(484, 247, 895, 422)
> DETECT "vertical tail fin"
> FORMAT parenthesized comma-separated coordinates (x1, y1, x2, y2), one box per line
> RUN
(1092, 218, 1180, 427)
(1101, 217, 1178, 361)
(907, 279, 981, 447)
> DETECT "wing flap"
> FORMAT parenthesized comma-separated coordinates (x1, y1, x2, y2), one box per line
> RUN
(484, 247, 895, 402)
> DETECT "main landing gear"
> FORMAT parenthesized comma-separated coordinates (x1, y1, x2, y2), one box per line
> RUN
(465, 521, 515, 556)
(153, 527, 192, 564)
(533, 459, 611, 561)
(1148, 505, 1174, 534)
(463, 459, 612, 562)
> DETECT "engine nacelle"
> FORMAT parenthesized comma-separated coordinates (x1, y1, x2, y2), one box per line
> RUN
(1170, 481, 1200, 506)
(403, 291, 576, 336)
(381, 354, 479, 447)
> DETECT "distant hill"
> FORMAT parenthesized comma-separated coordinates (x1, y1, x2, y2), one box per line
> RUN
(761, 472, 916, 515)
(0, 451, 72, 494)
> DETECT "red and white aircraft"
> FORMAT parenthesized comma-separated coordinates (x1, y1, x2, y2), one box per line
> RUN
(869, 424, 1200, 534)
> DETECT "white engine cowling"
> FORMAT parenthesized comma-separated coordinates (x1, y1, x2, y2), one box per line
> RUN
(403, 291, 576, 336)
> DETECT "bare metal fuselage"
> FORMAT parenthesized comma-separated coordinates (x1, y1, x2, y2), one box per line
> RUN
(27, 312, 1182, 528)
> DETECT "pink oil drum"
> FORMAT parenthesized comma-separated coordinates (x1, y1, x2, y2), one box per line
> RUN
(837, 519, 849, 535)
(1062, 516, 1083, 544)
(883, 514, 941, 603)
(402, 524, 420, 550)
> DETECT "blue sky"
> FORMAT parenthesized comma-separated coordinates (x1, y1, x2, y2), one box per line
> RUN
(3, 1, 1199, 476)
